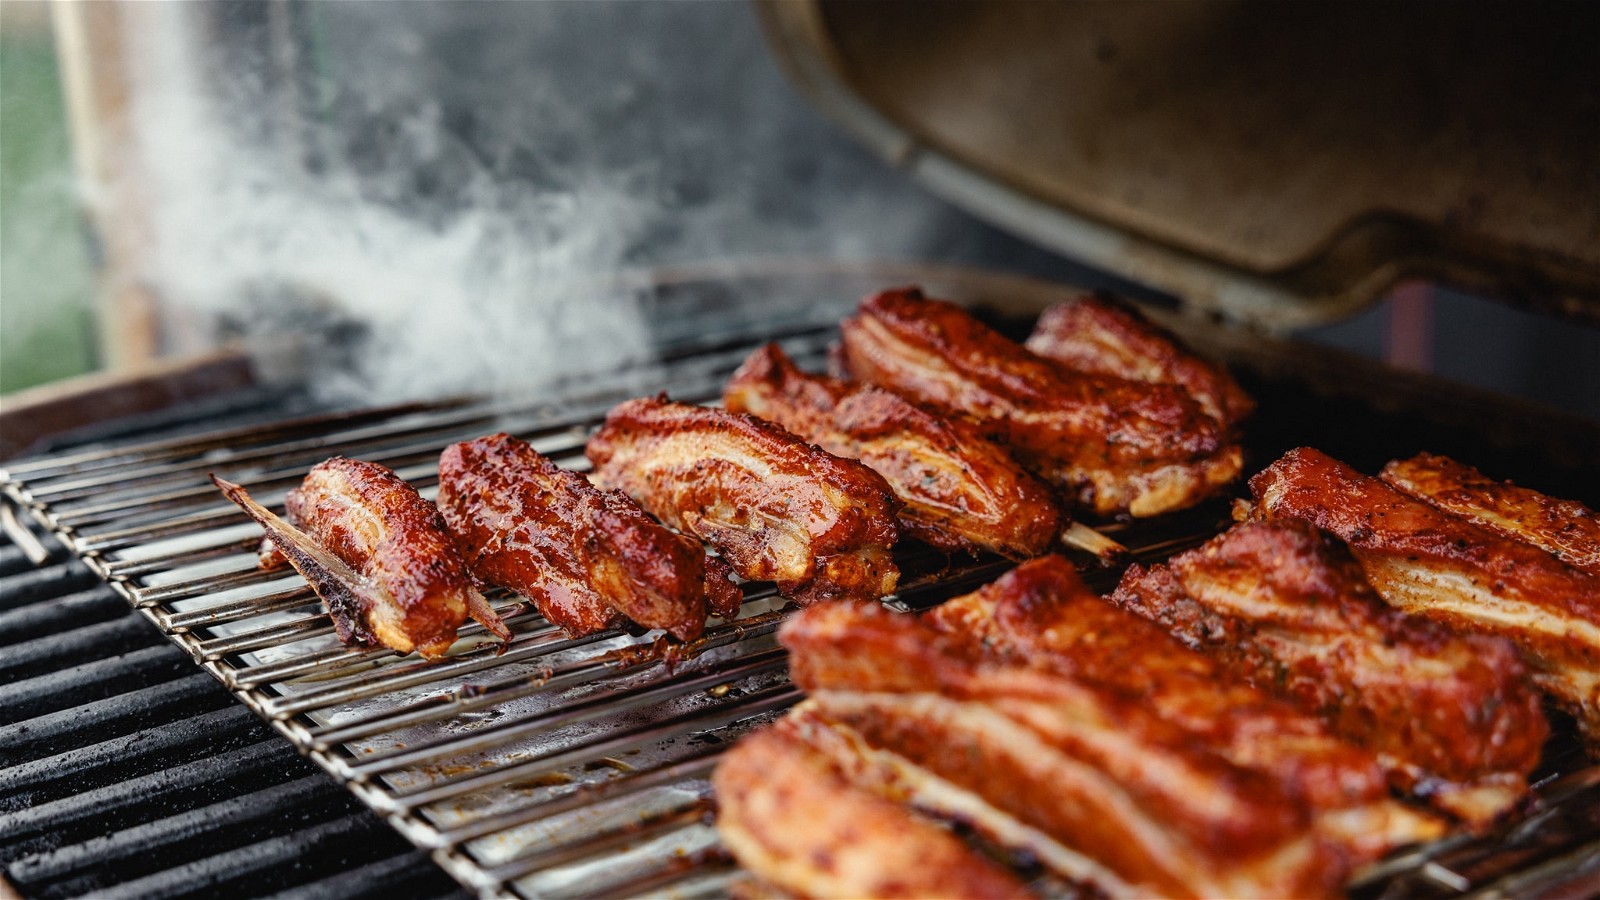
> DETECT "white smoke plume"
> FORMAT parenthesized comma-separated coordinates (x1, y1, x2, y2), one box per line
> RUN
(107, 2, 987, 406)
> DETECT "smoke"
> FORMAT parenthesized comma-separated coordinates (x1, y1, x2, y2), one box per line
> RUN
(112, 2, 984, 406)
(119, 5, 672, 403)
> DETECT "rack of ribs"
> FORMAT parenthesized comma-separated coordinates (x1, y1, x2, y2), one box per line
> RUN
(585, 396, 902, 605)
(1249, 447, 1600, 747)
(436, 433, 740, 641)
(835, 287, 1242, 518)
(748, 556, 1441, 898)
(215, 458, 509, 659)
(1110, 519, 1547, 826)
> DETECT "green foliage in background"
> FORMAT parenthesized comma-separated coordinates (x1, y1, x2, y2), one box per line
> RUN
(1, 9, 96, 395)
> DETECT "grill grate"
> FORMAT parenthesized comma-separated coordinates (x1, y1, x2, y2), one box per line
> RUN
(0, 527, 468, 900)
(3, 320, 1598, 898)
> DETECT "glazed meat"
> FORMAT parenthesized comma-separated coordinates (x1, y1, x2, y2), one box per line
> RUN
(585, 396, 902, 605)
(916, 556, 1436, 849)
(713, 713, 1033, 900)
(215, 458, 509, 659)
(1250, 447, 1600, 746)
(780, 559, 1441, 898)
(436, 433, 740, 641)
(835, 287, 1242, 518)
(1023, 293, 1254, 428)
(724, 343, 1065, 559)
(1110, 520, 1546, 826)
(1382, 452, 1600, 576)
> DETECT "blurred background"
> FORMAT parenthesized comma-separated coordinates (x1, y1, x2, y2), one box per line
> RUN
(2, 0, 1595, 418)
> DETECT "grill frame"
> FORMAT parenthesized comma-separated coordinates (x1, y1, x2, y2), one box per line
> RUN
(4, 299, 1598, 899)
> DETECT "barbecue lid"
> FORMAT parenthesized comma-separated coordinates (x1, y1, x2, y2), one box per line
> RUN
(755, 1, 1600, 330)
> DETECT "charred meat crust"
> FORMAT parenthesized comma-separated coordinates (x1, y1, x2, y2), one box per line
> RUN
(1110, 519, 1546, 825)
(586, 396, 902, 605)
(263, 457, 495, 658)
(773, 558, 1443, 897)
(437, 433, 738, 641)
(1381, 452, 1600, 576)
(724, 343, 1064, 559)
(1024, 293, 1255, 429)
(1250, 447, 1600, 745)
(835, 287, 1242, 518)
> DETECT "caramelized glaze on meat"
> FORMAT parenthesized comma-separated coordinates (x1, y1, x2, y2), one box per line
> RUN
(233, 457, 508, 658)
(724, 343, 1064, 559)
(1111, 520, 1546, 826)
(1024, 293, 1255, 428)
(1382, 452, 1600, 576)
(1250, 447, 1600, 745)
(713, 714, 1034, 900)
(836, 287, 1241, 518)
(919, 558, 1422, 830)
(778, 558, 1442, 897)
(436, 433, 739, 641)
(586, 396, 901, 605)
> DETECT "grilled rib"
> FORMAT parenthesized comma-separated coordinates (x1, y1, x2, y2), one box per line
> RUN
(917, 556, 1433, 844)
(217, 458, 509, 659)
(713, 713, 1034, 900)
(1250, 447, 1600, 746)
(779, 559, 1441, 898)
(435, 433, 739, 641)
(835, 287, 1242, 518)
(1110, 520, 1547, 826)
(1381, 452, 1600, 576)
(723, 342, 1066, 559)
(585, 396, 902, 605)
(1023, 293, 1255, 428)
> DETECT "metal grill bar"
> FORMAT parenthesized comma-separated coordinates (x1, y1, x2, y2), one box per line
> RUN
(4, 320, 1597, 900)
(0, 529, 465, 899)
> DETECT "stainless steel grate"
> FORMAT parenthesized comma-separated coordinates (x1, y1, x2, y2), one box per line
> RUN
(4, 321, 1597, 899)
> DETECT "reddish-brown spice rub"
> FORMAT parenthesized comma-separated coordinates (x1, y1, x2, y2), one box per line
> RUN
(713, 714, 1034, 900)
(723, 342, 1064, 559)
(1024, 292, 1255, 428)
(1111, 520, 1547, 826)
(835, 287, 1241, 518)
(585, 396, 902, 605)
(1382, 452, 1600, 576)
(243, 457, 508, 659)
(1250, 447, 1600, 746)
(436, 433, 739, 641)
(778, 557, 1441, 898)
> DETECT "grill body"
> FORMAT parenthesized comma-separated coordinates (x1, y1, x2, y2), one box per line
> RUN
(3, 294, 1598, 898)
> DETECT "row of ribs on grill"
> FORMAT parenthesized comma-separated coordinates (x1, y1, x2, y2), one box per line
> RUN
(212, 287, 1600, 898)
(213, 286, 1243, 651)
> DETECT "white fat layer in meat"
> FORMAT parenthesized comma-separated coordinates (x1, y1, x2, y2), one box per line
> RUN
(813, 691, 1329, 899)
(856, 317, 1235, 518)
(1316, 803, 1446, 870)
(1361, 555, 1600, 650)
(307, 470, 464, 648)
(858, 434, 1001, 523)
(1361, 555, 1600, 730)
(312, 473, 390, 558)
(804, 712, 1148, 900)
(1178, 569, 1468, 682)
(614, 430, 874, 587)
(1383, 468, 1600, 575)
(1125, 456, 1239, 519)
